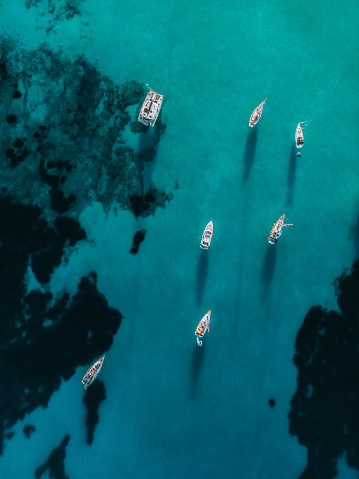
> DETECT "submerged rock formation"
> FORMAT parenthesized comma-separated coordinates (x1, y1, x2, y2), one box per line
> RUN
(130, 230, 146, 254)
(0, 37, 172, 220)
(83, 380, 106, 445)
(0, 35, 171, 455)
(0, 195, 122, 453)
(289, 259, 359, 478)
(24, 424, 36, 438)
(35, 434, 70, 479)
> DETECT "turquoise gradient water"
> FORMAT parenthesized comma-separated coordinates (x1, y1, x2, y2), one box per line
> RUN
(1, 0, 359, 478)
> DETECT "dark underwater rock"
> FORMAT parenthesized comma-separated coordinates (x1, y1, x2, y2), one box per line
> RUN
(0, 196, 122, 454)
(83, 380, 106, 445)
(35, 434, 70, 479)
(289, 259, 359, 478)
(130, 185, 173, 218)
(0, 36, 171, 455)
(23, 424, 36, 438)
(6, 114, 16, 124)
(268, 398, 275, 408)
(130, 230, 146, 254)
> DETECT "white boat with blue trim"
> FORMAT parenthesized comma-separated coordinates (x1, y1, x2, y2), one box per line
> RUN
(81, 355, 105, 389)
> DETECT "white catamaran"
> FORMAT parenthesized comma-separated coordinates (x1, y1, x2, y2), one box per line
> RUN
(200, 221, 213, 249)
(295, 121, 310, 156)
(249, 99, 267, 127)
(195, 310, 211, 346)
(268, 215, 293, 244)
(138, 87, 163, 127)
(81, 356, 105, 389)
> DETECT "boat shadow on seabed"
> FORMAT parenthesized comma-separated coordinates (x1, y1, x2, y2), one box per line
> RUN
(287, 145, 297, 205)
(260, 245, 277, 300)
(189, 344, 206, 398)
(242, 127, 259, 182)
(196, 249, 209, 305)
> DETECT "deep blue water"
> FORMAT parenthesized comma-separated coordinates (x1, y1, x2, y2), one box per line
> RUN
(0, 1, 359, 478)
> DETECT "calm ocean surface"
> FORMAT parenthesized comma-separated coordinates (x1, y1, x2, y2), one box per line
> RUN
(1, 0, 359, 478)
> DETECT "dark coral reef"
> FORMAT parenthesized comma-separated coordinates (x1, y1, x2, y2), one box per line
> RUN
(83, 379, 106, 445)
(0, 196, 122, 453)
(289, 259, 359, 478)
(0, 35, 171, 455)
(23, 424, 36, 438)
(0, 37, 172, 220)
(130, 230, 146, 254)
(35, 434, 70, 479)
(25, 0, 86, 36)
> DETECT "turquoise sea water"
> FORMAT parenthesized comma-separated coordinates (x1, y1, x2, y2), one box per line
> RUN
(1, 0, 359, 478)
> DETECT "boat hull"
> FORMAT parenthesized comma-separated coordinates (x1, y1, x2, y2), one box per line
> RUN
(249, 99, 266, 127)
(81, 356, 105, 389)
(195, 310, 211, 340)
(200, 221, 213, 249)
(138, 89, 163, 127)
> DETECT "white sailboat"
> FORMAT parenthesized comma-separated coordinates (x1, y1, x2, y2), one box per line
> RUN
(268, 215, 293, 244)
(195, 310, 211, 346)
(81, 356, 105, 389)
(249, 99, 267, 127)
(295, 121, 310, 156)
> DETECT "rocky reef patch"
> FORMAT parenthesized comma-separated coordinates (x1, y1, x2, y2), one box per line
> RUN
(25, 0, 86, 36)
(0, 35, 172, 456)
(35, 434, 70, 479)
(289, 259, 359, 478)
(23, 424, 36, 438)
(130, 230, 146, 254)
(83, 379, 106, 445)
(0, 195, 122, 454)
(0, 37, 172, 221)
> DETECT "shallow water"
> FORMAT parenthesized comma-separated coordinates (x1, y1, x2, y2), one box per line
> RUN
(0, 0, 359, 478)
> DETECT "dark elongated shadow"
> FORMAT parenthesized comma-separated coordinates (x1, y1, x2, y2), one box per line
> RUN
(190, 344, 205, 397)
(260, 246, 277, 299)
(242, 127, 259, 182)
(136, 129, 159, 192)
(196, 250, 209, 305)
(287, 146, 297, 205)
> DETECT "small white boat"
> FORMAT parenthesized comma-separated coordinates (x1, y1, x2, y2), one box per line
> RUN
(200, 221, 213, 249)
(268, 215, 293, 244)
(138, 87, 163, 127)
(195, 310, 211, 346)
(249, 99, 266, 127)
(295, 121, 310, 156)
(81, 356, 105, 389)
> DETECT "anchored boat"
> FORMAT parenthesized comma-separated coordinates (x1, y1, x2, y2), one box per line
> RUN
(81, 356, 105, 389)
(195, 310, 211, 346)
(268, 215, 293, 244)
(249, 99, 266, 127)
(200, 221, 213, 249)
(138, 87, 163, 126)
(295, 121, 310, 156)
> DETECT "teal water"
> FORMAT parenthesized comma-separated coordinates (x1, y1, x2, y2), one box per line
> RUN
(1, 0, 359, 478)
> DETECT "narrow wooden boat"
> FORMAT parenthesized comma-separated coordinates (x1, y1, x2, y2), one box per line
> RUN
(195, 310, 211, 346)
(200, 221, 213, 249)
(268, 215, 293, 244)
(81, 356, 105, 389)
(138, 87, 163, 126)
(249, 99, 266, 127)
